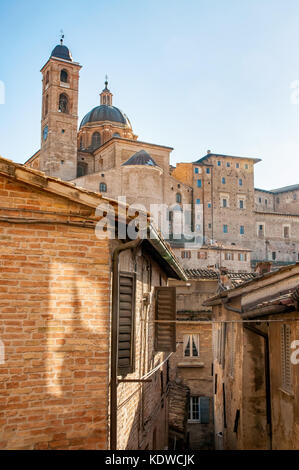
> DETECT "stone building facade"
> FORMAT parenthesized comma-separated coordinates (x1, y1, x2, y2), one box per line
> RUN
(0, 156, 186, 450)
(168, 268, 257, 450)
(204, 263, 299, 450)
(23, 40, 299, 271)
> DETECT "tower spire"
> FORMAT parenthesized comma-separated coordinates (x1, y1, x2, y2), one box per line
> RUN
(100, 76, 113, 106)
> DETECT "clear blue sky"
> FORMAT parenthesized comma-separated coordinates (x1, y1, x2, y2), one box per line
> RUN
(1, 0, 299, 189)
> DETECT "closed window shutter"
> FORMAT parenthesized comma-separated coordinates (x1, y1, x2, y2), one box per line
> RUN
(200, 397, 210, 424)
(118, 273, 135, 374)
(281, 324, 292, 392)
(155, 287, 176, 352)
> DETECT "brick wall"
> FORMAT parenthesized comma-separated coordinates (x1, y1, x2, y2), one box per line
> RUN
(116, 249, 169, 450)
(0, 175, 110, 450)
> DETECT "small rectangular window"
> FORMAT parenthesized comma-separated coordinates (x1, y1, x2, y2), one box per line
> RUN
(189, 397, 200, 421)
(197, 179, 202, 188)
(188, 397, 210, 423)
(198, 251, 208, 260)
(239, 179, 243, 186)
(240, 226, 245, 235)
(217, 161, 221, 166)
(258, 224, 265, 238)
(196, 199, 201, 204)
(222, 177, 226, 184)
(194, 167, 199, 174)
(272, 252, 276, 261)
(183, 334, 200, 357)
(284, 226, 290, 239)
(206, 168, 210, 174)
(239, 200, 244, 209)
(208, 203, 211, 208)
(259, 197, 262, 203)
(236, 163, 240, 169)
(225, 252, 234, 261)
(227, 162, 230, 168)
(181, 251, 191, 259)
(223, 225, 228, 233)
(222, 199, 227, 208)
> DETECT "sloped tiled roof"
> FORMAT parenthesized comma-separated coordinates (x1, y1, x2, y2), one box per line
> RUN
(185, 269, 257, 286)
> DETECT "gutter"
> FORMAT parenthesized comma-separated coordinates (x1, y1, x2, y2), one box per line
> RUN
(148, 224, 188, 281)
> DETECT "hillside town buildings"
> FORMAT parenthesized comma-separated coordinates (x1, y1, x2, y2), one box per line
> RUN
(0, 38, 298, 450)
(24, 40, 299, 271)
(205, 263, 299, 450)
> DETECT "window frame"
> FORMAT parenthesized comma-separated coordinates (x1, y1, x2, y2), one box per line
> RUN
(99, 182, 107, 193)
(183, 334, 200, 358)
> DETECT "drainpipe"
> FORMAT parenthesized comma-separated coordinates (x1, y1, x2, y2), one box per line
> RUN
(110, 238, 141, 450)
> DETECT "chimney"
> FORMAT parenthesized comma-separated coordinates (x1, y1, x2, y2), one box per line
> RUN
(255, 261, 272, 275)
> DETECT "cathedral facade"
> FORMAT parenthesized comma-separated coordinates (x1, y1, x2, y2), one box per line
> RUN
(24, 40, 299, 270)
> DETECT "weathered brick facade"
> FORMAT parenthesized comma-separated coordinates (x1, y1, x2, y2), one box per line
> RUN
(0, 171, 111, 450)
(0, 157, 186, 450)
(205, 264, 299, 450)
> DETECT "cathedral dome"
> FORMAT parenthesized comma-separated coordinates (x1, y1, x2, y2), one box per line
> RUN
(80, 105, 131, 129)
(51, 44, 73, 62)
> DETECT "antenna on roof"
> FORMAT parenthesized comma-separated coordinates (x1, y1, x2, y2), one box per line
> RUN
(60, 29, 64, 45)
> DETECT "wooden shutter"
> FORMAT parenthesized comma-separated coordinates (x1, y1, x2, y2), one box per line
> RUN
(155, 287, 176, 352)
(200, 397, 210, 424)
(281, 324, 292, 392)
(118, 273, 135, 375)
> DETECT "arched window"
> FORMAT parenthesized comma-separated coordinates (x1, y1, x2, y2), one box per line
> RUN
(79, 137, 83, 149)
(100, 182, 107, 193)
(77, 162, 88, 178)
(92, 132, 101, 149)
(176, 193, 182, 203)
(45, 95, 48, 116)
(60, 70, 68, 83)
(58, 93, 69, 113)
(113, 133, 120, 138)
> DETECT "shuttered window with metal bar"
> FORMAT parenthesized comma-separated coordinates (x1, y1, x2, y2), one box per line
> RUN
(154, 287, 176, 352)
(118, 273, 136, 375)
(281, 324, 292, 393)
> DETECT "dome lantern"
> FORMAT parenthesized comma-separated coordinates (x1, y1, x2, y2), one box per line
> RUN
(100, 76, 113, 106)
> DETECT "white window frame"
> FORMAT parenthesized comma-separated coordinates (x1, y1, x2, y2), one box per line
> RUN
(189, 396, 200, 422)
(188, 397, 210, 423)
(183, 334, 200, 358)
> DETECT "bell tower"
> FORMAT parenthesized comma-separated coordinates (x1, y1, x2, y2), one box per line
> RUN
(40, 36, 81, 181)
